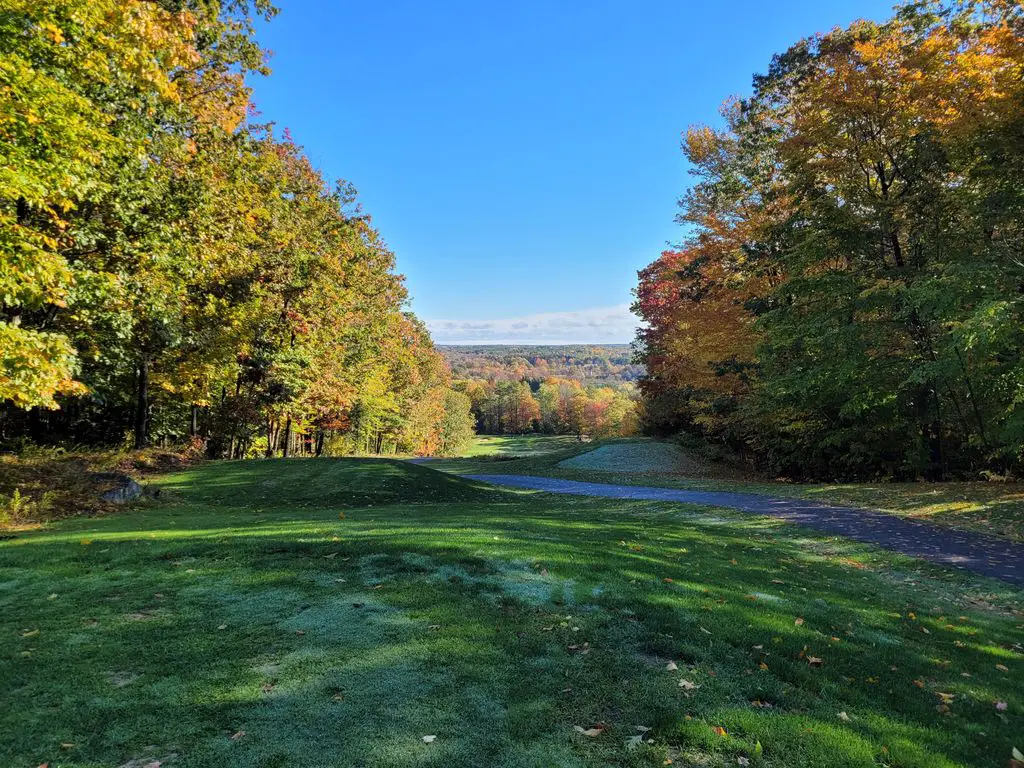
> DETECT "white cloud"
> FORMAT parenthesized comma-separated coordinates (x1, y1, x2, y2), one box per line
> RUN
(427, 303, 640, 344)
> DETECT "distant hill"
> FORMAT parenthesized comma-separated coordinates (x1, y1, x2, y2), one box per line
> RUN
(439, 344, 644, 386)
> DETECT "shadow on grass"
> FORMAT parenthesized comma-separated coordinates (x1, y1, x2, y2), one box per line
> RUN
(1, 468, 1021, 767)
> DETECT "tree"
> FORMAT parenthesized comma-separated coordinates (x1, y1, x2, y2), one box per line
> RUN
(634, 0, 1024, 479)
(437, 390, 476, 456)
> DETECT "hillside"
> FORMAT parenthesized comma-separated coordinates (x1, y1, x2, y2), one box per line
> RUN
(439, 344, 644, 385)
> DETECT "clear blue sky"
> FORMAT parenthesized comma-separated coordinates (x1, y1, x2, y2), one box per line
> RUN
(250, 0, 897, 343)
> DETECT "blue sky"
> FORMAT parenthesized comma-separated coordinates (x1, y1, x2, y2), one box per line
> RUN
(249, 0, 897, 343)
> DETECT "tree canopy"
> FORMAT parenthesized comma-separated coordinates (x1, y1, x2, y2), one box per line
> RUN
(634, 0, 1024, 479)
(0, 0, 472, 457)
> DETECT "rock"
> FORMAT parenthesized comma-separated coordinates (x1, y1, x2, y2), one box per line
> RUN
(91, 473, 144, 503)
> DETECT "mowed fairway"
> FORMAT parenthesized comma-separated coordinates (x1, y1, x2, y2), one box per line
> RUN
(1, 460, 1021, 768)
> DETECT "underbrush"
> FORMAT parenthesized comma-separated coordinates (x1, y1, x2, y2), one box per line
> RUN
(0, 441, 204, 528)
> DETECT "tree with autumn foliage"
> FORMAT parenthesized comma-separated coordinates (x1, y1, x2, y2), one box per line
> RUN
(0, 0, 471, 458)
(458, 375, 638, 439)
(635, 0, 1024, 479)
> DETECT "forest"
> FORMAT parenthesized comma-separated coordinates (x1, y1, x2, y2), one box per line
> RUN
(634, 0, 1024, 480)
(440, 344, 643, 385)
(442, 346, 640, 437)
(0, 0, 475, 458)
(458, 377, 638, 438)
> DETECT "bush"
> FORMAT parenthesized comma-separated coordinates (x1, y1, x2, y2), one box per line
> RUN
(0, 488, 56, 527)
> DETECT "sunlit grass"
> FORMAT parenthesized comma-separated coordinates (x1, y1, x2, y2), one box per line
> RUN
(1, 458, 1020, 767)
(437, 438, 1024, 541)
(457, 434, 585, 458)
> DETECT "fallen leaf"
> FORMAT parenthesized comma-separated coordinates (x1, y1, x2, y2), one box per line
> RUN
(21, 629, 39, 638)
(626, 726, 652, 750)
(996, 701, 1008, 711)
(230, 730, 245, 740)
(666, 661, 678, 671)
(573, 725, 605, 737)
(625, 734, 645, 750)
(422, 735, 436, 744)
(795, 617, 804, 626)
(838, 711, 851, 722)
(996, 664, 1009, 672)
(807, 656, 823, 667)
(217, 624, 227, 631)
(679, 679, 700, 690)
(738, 758, 750, 766)
(712, 726, 727, 737)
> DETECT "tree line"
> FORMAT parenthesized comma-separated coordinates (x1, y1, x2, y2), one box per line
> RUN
(441, 345, 644, 385)
(459, 377, 638, 438)
(634, 0, 1023, 480)
(0, 0, 474, 458)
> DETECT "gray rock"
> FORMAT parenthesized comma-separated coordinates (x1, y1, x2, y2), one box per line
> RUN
(91, 473, 144, 503)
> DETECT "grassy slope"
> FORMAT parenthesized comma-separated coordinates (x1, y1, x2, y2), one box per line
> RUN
(433, 437, 1024, 542)
(458, 434, 584, 458)
(1, 458, 1021, 767)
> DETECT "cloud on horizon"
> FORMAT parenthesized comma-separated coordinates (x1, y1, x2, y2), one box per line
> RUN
(426, 304, 640, 345)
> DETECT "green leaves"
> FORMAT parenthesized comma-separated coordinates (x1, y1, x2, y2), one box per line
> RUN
(636, 0, 1024, 480)
(1, 0, 457, 457)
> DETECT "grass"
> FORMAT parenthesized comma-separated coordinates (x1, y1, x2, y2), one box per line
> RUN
(2, 458, 1022, 767)
(432, 436, 1024, 542)
(456, 434, 585, 458)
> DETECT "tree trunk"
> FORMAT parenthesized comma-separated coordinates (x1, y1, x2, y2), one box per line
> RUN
(282, 417, 292, 458)
(315, 429, 325, 457)
(919, 385, 944, 481)
(266, 418, 276, 458)
(134, 360, 149, 449)
(190, 404, 199, 437)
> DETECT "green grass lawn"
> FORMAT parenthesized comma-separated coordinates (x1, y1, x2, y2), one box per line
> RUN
(435, 438, 1024, 542)
(457, 434, 585, 458)
(2, 458, 1021, 767)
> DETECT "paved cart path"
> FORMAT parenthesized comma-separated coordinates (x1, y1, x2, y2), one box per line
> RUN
(463, 474, 1024, 586)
